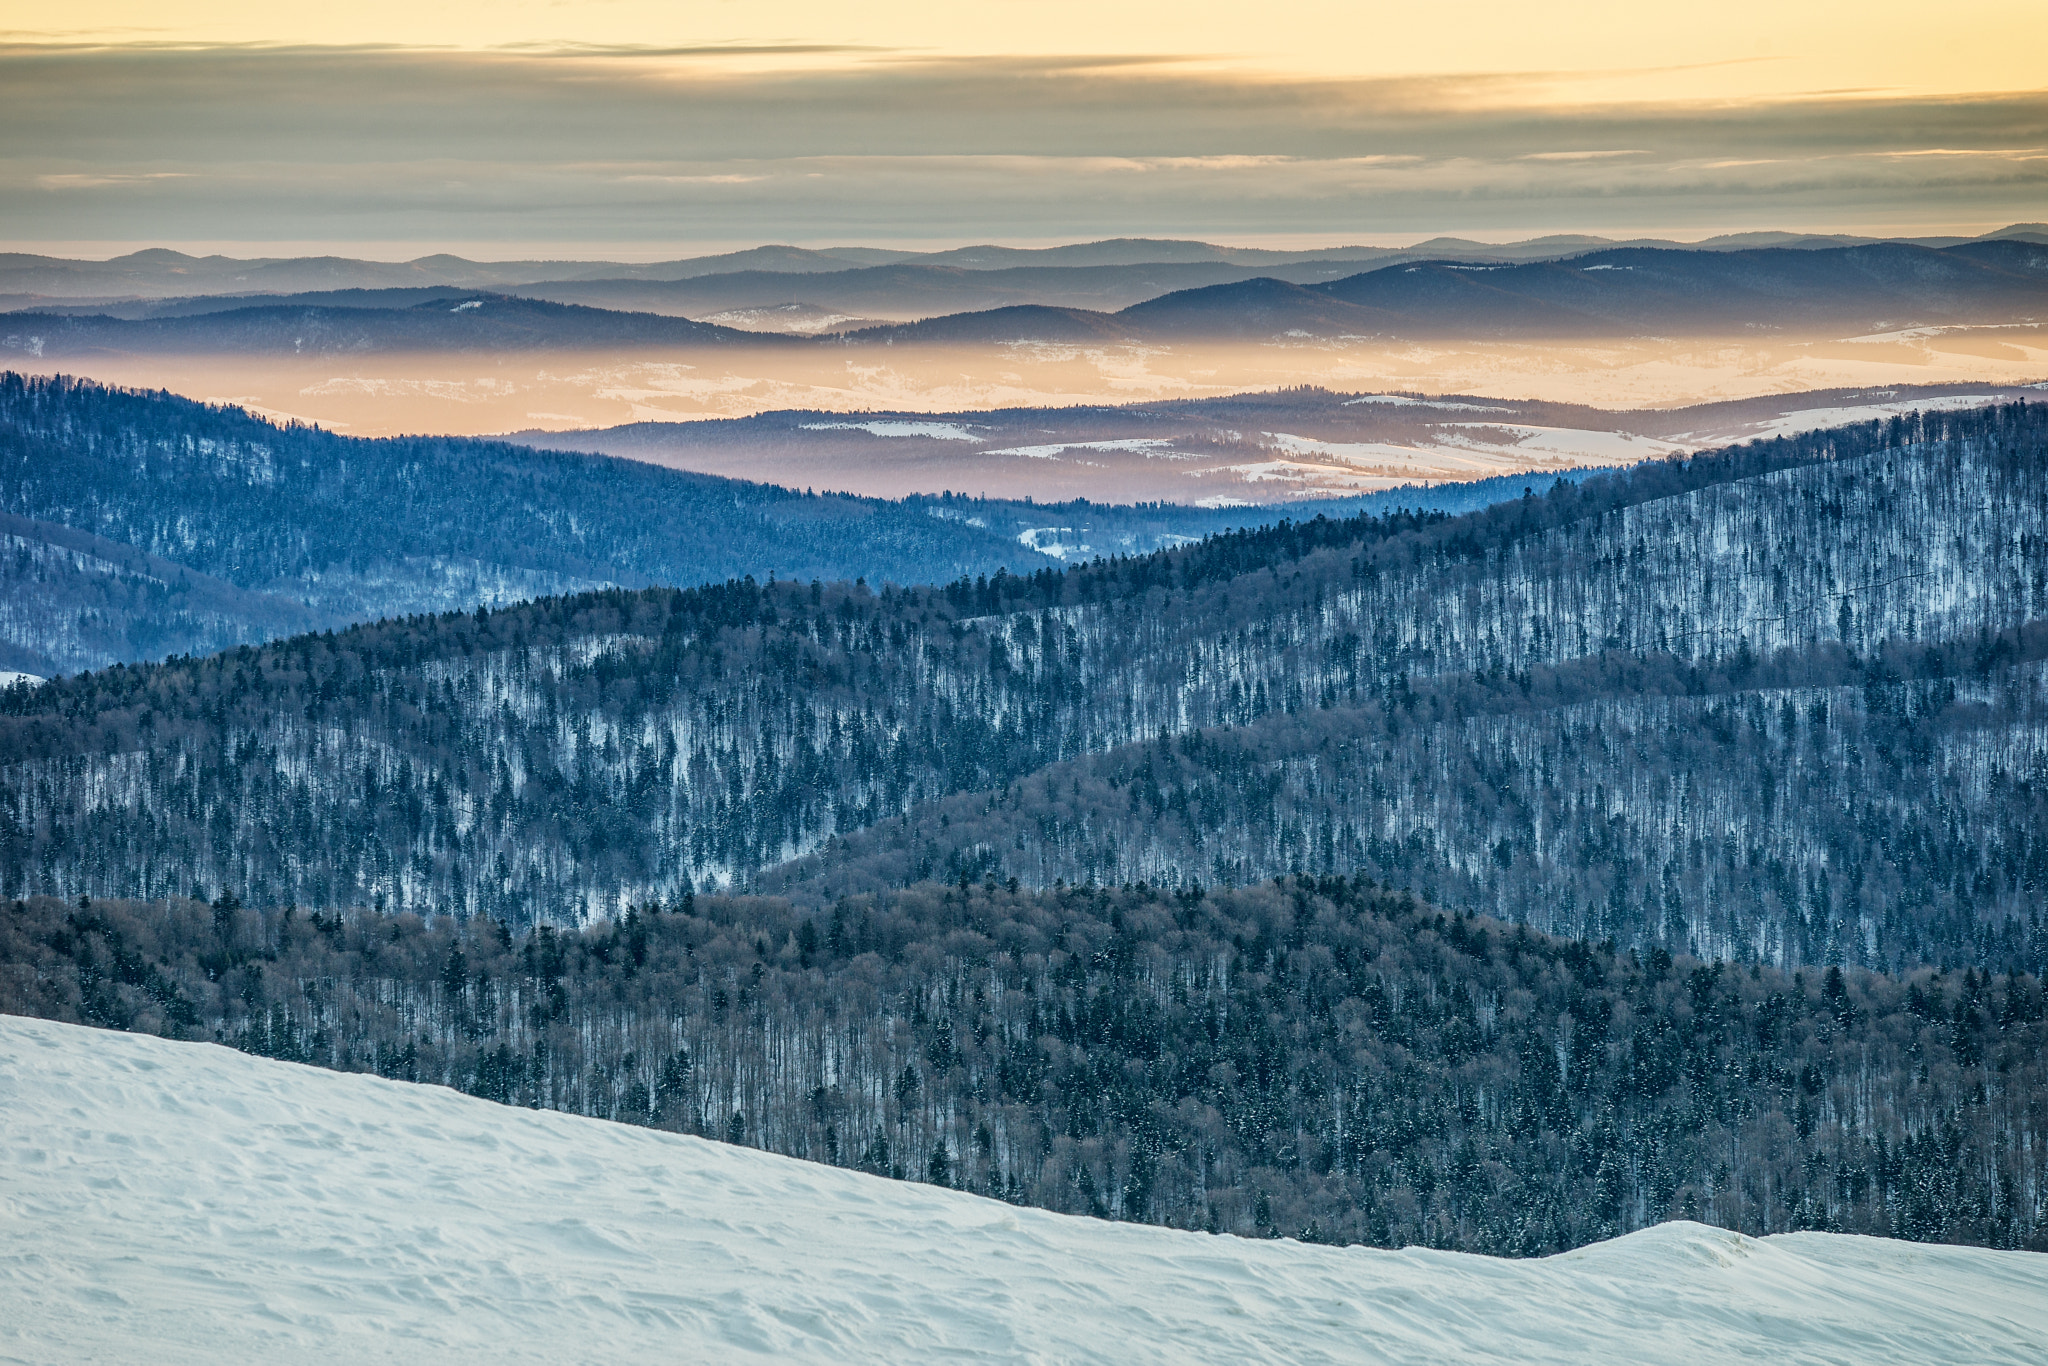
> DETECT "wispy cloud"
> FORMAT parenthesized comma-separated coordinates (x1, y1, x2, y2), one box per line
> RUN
(614, 173, 772, 185)
(1, 46, 2043, 247)
(34, 172, 190, 189)
(1520, 150, 1648, 162)
(495, 42, 893, 58)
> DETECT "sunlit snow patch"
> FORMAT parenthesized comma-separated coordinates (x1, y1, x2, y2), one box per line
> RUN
(1434, 423, 1690, 465)
(701, 305, 879, 334)
(984, 438, 1182, 460)
(1710, 395, 2011, 443)
(1007, 528, 1187, 561)
(800, 421, 986, 441)
(1343, 395, 1514, 412)
(1017, 527, 1092, 559)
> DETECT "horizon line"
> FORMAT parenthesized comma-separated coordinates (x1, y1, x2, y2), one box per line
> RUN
(4, 222, 2039, 266)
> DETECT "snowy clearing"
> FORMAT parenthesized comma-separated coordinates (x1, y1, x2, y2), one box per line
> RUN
(1342, 395, 1514, 412)
(797, 420, 985, 441)
(3, 1015, 2043, 1365)
(983, 438, 1182, 459)
(1707, 395, 2012, 443)
(1015, 526, 1091, 559)
(1434, 422, 1692, 464)
(1258, 427, 1673, 483)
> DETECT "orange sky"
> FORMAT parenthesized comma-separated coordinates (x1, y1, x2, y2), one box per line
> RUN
(17, 1, 2048, 100)
(3, 2, 2044, 252)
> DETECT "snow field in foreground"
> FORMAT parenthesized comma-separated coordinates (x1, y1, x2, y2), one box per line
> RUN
(2, 1014, 2043, 1365)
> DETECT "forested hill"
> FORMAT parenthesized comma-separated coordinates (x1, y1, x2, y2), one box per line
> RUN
(3, 401, 2046, 974)
(0, 292, 786, 356)
(0, 373, 1050, 674)
(851, 241, 2048, 343)
(5, 884, 2041, 1254)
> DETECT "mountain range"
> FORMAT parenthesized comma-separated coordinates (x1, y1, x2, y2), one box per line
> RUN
(0, 293, 779, 358)
(5, 241, 2046, 356)
(852, 241, 2048, 342)
(6, 225, 2044, 305)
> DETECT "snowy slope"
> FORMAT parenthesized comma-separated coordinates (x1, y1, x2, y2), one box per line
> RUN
(2, 1016, 2043, 1365)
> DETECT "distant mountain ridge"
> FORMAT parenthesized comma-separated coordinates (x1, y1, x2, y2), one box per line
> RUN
(4, 223, 2043, 307)
(8, 240, 2038, 356)
(0, 292, 783, 357)
(859, 240, 2048, 342)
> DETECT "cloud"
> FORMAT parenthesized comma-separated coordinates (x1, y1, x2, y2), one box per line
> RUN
(1520, 150, 1648, 161)
(33, 171, 191, 189)
(0, 45, 2044, 247)
(495, 42, 893, 58)
(614, 173, 772, 185)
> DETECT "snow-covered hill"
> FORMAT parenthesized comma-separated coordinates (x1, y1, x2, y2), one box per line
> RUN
(2, 1017, 2041, 1364)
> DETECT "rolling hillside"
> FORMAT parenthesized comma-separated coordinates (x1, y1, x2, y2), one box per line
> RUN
(4, 400, 2044, 973)
(0, 292, 782, 359)
(0, 374, 1054, 672)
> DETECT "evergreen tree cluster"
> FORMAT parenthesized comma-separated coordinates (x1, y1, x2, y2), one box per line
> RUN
(775, 624, 2048, 974)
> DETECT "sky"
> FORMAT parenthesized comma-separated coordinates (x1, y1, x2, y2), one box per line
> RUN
(3, 1, 2045, 257)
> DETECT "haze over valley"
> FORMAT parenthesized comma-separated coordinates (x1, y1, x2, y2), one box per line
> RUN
(6, 233, 2044, 451)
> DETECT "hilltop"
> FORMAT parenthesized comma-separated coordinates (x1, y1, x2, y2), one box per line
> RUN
(3, 1014, 2043, 1362)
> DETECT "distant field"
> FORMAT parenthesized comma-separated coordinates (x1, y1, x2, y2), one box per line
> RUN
(504, 380, 2041, 503)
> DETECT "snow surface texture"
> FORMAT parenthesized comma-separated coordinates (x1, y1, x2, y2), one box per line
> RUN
(3, 1015, 2044, 1365)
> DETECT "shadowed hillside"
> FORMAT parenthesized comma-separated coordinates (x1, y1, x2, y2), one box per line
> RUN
(5, 401, 2045, 975)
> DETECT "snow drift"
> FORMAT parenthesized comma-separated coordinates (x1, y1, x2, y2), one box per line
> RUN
(2, 1014, 2042, 1364)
